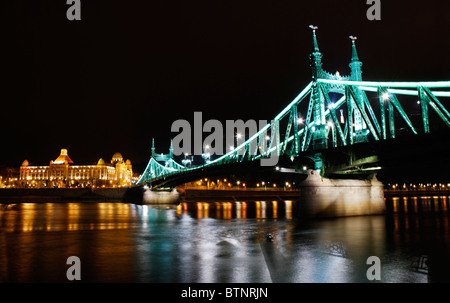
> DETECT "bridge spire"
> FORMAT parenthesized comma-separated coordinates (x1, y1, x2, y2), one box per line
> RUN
(349, 36, 363, 81)
(151, 138, 156, 158)
(347, 35, 368, 143)
(349, 36, 359, 62)
(310, 25, 320, 52)
(308, 25, 323, 81)
(307, 25, 327, 151)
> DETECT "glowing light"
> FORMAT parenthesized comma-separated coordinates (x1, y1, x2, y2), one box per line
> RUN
(382, 93, 390, 100)
(318, 79, 450, 89)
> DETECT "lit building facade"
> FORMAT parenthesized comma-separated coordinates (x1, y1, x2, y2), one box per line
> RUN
(19, 149, 133, 188)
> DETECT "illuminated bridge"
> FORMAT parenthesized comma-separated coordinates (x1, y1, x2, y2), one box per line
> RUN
(136, 26, 450, 190)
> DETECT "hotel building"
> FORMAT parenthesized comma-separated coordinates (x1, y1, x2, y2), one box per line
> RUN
(19, 149, 133, 188)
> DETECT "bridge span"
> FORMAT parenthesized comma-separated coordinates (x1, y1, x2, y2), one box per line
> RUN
(133, 27, 450, 218)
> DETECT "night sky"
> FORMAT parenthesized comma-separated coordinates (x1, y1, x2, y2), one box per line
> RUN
(0, 0, 449, 172)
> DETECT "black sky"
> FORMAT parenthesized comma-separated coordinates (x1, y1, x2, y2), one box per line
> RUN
(0, 0, 449, 172)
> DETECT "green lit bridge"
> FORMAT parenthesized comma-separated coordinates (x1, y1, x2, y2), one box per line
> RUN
(136, 26, 450, 189)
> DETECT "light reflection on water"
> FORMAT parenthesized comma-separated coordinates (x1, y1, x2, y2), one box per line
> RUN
(177, 200, 295, 220)
(0, 196, 449, 282)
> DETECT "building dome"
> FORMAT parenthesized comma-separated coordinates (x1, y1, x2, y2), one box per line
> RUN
(125, 159, 131, 165)
(22, 160, 29, 167)
(112, 152, 123, 161)
(97, 158, 106, 166)
(54, 148, 74, 164)
(111, 152, 124, 165)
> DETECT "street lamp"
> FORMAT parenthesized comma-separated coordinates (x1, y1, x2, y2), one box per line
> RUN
(202, 152, 211, 164)
(233, 131, 243, 152)
(182, 153, 192, 167)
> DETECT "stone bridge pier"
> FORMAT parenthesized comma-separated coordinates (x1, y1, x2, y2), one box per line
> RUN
(299, 169, 385, 218)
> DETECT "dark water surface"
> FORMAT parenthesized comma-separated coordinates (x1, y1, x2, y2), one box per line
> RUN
(1, 196, 449, 283)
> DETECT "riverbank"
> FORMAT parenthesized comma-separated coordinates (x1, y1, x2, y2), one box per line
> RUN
(384, 189, 450, 197)
(0, 187, 300, 203)
(2, 187, 450, 204)
(0, 187, 140, 203)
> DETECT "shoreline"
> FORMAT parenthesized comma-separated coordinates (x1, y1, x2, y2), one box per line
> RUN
(1, 187, 450, 204)
(0, 187, 136, 203)
(0, 187, 300, 203)
(384, 189, 450, 197)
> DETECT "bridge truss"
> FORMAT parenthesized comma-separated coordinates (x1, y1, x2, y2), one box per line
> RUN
(137, 28, 450, 186)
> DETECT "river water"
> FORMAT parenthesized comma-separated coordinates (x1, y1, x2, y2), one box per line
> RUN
(0, 196, 449, 283)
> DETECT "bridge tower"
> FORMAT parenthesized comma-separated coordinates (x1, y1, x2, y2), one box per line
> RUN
(151, 138, 156, 157)
(308, 26, 328, 151)
(137, 139, 186, 185)
(304, 28, 374, 173)
(348, 36, 369, 143)
(349, 37, 362, 81)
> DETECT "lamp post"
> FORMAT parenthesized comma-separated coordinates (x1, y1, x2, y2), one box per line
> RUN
(182, 153, 192, 167)
(202, 148, 211, 164)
